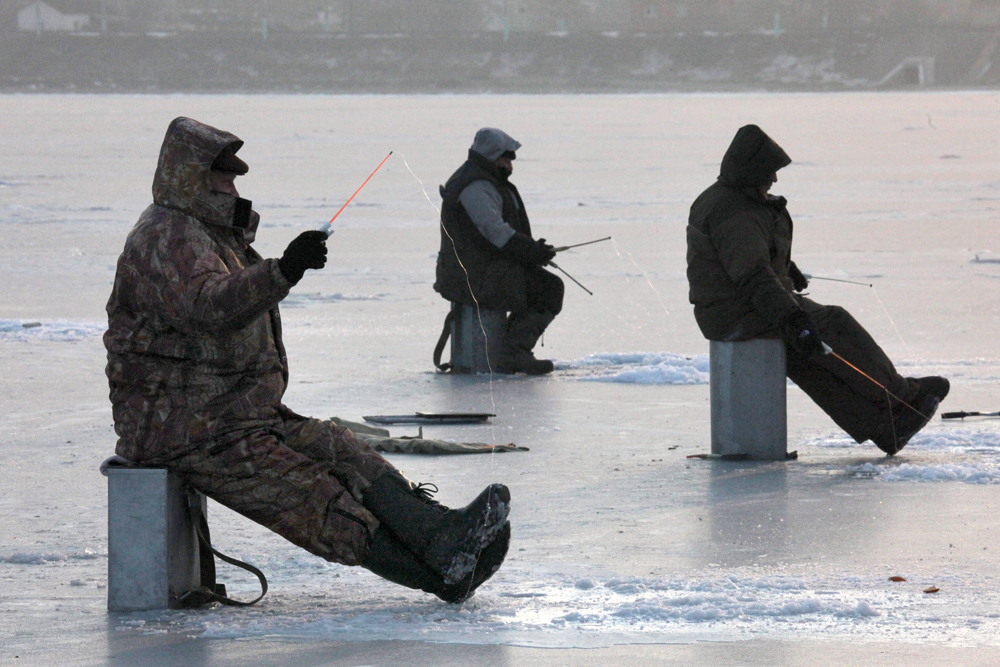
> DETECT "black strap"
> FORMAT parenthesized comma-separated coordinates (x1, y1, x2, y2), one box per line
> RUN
(178, 489, 268, 608)
(433, 308, 457, 373)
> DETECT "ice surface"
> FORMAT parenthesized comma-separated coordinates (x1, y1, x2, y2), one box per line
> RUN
(3, 92, 1000, 663)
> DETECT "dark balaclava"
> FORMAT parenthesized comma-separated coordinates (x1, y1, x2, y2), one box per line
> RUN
(719, 124, 791, 188)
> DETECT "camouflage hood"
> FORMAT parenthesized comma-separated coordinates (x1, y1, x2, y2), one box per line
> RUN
(153, 117, 261, 243)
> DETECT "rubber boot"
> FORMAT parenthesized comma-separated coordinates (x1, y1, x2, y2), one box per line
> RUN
(442, 521, 511, 603)
(362, 522, 511, 604)
(872, 376, 949, 456)
(361, 526, 447, 596)
(497, 310, 556, 375)
(373, 473, 510, 602)
(362, 470, 511, 585)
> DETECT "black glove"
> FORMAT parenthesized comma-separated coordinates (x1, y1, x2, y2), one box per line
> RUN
(503, 232, 556, 267)
(535, 238, 557, 265)
(788, 262, 809, 292)
(784, 309, 824, 357)
(278, 230, 328, 285)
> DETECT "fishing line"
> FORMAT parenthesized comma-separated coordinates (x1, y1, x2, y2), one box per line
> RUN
(869, 286, 911, 355)
(400, 153, 500, 445)
(805, 273, 910, 353)
(401, 152, 504, 603)
(611, 238, 670, 317)
(826, 346, 931, 423)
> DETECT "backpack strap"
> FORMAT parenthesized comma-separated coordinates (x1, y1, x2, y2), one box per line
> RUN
(433, 308, 457, 373)
(177, 488, 268, 608)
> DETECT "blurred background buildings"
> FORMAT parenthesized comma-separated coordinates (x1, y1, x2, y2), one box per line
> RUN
(4, 1, 1000, 91)
(8, 1, 1000, 36)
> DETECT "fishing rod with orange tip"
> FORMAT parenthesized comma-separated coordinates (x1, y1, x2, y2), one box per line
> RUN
(319, 151, 393, 235)
(819, 342, 932, 421)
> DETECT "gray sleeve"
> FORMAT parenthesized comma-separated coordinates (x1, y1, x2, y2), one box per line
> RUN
(458, 180, 517, 248)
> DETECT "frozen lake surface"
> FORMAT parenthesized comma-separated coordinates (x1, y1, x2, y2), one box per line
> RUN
(2, 92, 1000, 665)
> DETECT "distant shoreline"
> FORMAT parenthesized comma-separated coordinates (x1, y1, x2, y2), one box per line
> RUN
(3, 27, 998, 94)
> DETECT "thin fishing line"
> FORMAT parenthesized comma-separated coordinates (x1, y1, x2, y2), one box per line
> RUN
(828, 350, 930, 421)
(400, 153, 499, 445)
(401, 153, 500, 603)
(586, 238, 650, 339)
(869, 286, 910, 355)
(611, 238, 670, 317)
(808, 274, 910, 354)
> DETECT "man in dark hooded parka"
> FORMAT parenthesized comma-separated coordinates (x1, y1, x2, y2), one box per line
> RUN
(435, 128, 564, 375)
(686, 124, 949, 455)
(105, 117, 512, 604)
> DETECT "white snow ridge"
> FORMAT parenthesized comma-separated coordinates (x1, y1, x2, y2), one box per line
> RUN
(560, 352, 709, 384)
(0, 319, 105, 342)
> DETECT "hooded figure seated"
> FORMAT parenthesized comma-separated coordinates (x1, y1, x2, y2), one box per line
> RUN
(104, 117, 511, 603)
(434, 127, 564, 375)
(686, 124, 949, 456)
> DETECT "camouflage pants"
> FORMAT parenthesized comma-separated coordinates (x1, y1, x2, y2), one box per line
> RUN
(163, 407, 397, 566)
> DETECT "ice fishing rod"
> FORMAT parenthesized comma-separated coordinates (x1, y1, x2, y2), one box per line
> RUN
(553, 237, 612, 253)
(549, 260, 593, 296)
(821, 342, 931, 420)
(319, 151, 393, 235)
(941, 410, 1000, 420)
(803, 274, 873, 288)
(547, 237, 609, 295)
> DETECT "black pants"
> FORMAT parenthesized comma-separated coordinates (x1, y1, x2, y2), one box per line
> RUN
(781, 297, 918, 444)
(523, 267, 564, 315)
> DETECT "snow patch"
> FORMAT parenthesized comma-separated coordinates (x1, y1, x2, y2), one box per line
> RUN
(110, 570, 899, 648)
(3, 552, 68, 564)
(849, 461, 1000, 484)
(0, 319, 105, 342)
(561, 352, 709, 385)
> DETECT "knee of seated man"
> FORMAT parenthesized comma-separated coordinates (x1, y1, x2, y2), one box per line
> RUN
(809, 303, 852, 332)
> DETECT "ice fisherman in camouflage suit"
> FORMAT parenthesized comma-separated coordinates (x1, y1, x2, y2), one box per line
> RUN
(105, 117, 511, 603)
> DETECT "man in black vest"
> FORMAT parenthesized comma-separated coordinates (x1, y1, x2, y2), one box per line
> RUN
(435, 128, 564, 375)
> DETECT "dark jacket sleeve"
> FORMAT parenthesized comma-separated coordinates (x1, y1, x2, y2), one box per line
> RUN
(711, 212, 799, 327)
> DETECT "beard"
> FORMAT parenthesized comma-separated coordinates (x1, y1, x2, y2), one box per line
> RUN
(497, 164, 513, 179)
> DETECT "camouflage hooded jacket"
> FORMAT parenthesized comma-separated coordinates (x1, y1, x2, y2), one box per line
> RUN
(105, 117, 293, 462)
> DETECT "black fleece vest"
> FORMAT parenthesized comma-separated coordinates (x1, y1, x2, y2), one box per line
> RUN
(434, 151, 531, 310)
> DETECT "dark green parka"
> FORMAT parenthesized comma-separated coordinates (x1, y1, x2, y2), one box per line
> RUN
(686, 125, 804, 341)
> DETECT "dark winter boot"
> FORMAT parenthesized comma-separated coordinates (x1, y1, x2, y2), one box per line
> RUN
(915, 376, 950, 402)
(497, 311, 556, 375)
(362, 470, 511, 586)
(362, 522, 511, 604)
(872, 377, 949, 456)
(361, 526, 447, 596)
(440, 521, 511, 603)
